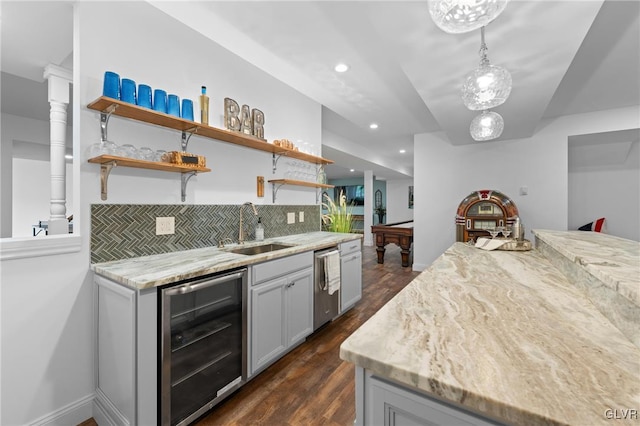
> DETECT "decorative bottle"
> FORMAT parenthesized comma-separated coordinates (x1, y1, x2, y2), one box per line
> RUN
(200, 86, 209, 125)
(255, 217, 264, 241)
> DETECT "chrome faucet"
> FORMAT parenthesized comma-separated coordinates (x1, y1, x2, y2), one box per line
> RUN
(239, 202, 258, 244)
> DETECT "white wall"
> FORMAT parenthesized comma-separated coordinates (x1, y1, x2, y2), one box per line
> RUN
(12, 158, 74, 238)
(78, 2, 321, 208)
(385, 179, 414, 223)
(413, 106, 640, 271)
(569, 141, 639, 241)
(0, 2, 323, 425)
(1, 113, 69, 238)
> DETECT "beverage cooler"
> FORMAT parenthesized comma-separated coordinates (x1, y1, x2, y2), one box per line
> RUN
(160, 268, 247, 426)
(455, 189, 520, 243)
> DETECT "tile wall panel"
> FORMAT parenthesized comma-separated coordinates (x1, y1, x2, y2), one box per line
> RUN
(91, 204, 321, 263)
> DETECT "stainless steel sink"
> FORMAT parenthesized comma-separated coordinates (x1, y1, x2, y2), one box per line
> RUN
(227, 243, 294, 256)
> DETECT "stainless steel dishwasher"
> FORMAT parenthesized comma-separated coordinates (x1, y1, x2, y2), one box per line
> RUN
(160, 268, 247, 426)
(313, 247, 340, 330)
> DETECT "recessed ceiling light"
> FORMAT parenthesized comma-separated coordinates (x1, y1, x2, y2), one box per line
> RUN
(369, 123, 379, 129)
(349, 168, 355, 172)
(399, 149, 406, 154)
(334, 63, 349, 73)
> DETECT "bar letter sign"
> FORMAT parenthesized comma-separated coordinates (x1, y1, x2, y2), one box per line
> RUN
(224, 97, 265, 140)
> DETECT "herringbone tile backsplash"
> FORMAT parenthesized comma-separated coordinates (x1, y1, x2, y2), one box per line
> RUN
(91, 204, 321, 263)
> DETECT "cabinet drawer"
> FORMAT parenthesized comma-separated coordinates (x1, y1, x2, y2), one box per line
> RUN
(252, 251, 313, 285)
(340, 239, 361, 256)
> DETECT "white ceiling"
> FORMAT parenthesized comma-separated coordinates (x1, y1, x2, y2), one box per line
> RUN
(0, 1, 74, 125)
(2, 1, 639, 180)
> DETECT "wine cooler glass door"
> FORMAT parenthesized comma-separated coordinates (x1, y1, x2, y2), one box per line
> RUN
(161, 268, 247, 426)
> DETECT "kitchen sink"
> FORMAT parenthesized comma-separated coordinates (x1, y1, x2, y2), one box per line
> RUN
(227, 243, 294, 256)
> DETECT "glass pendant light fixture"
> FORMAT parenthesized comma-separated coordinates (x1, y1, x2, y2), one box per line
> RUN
(470, 110, 504, 141)
(428, 0, 509, 34)
(462, 26, 512, 110)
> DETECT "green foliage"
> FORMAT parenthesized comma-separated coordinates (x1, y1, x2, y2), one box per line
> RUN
(322, 190, 354, 233)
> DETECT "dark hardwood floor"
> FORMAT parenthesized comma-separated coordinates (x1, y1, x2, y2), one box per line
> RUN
(195, 243, 420, 426)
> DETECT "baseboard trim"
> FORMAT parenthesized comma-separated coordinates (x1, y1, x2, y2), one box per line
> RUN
(29, 393, 94, 426)
(93, 388, 130, 426)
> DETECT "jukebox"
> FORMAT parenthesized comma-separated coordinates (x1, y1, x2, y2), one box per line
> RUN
(455, 190, 520, 243)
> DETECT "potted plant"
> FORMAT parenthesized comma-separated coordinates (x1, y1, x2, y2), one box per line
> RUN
(374, 205, 386, 224)
(322, 190, 354, 233)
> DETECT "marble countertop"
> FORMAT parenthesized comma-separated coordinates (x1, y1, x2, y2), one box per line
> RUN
(532, 229, 639, 306)
(92, 231, 361, 290)
(340, 240, 640, 425)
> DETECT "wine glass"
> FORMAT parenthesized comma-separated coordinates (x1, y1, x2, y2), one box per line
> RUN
(138, 147, 154, 161)
(487, 228, 500, 239)
(501, 226, 512, 239)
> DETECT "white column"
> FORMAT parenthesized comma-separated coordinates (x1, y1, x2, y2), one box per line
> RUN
(363, 170, 374, 246)
(43, 64, 72, 235)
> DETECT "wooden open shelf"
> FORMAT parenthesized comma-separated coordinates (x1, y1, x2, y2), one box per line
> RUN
(88, 155, 210, 201)
(88, 154, 211, 173)
(267, 179, 333, 203)
(87, 96, 334, 165)
(267, 179, 333, 189)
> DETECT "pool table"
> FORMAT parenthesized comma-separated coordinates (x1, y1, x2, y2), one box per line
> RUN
(371, 220, 413, 267)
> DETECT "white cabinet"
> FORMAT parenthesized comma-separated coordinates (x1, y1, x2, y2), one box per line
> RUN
(93, 275, 157, 426)
(250, 251, 314, 376)
(340, 239, 362, 313)
(285, 268, 314, 345)
(250, 277, 286, 372)
(356, 367, 500, 426)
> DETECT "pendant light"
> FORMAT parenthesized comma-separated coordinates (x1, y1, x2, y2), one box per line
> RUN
(428, 0, 510, 34)
(462, 26, 512, 110)
(470, 110, 504, 141)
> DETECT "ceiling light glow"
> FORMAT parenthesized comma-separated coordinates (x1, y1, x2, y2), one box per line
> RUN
(461, 27, 512, 111)
(350, 168, 355, 172)
(369, 123, 379, 129)
(428, 0, 510, 34)
(399, 149, 406, 153)
(334, 63, 349, 73)
(470, 110, 504, 141)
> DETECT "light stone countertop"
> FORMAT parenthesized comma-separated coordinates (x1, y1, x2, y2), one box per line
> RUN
(91, 231, 361, 290)
(532, 229, 640, 306)
(340, 241, 640, 425)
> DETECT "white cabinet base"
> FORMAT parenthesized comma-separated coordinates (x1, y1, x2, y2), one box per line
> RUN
(340, 240, 362, 313)
(249, 252, 314, 377)
(355, 367, 503, 426)
(94, 276, 157, 426)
